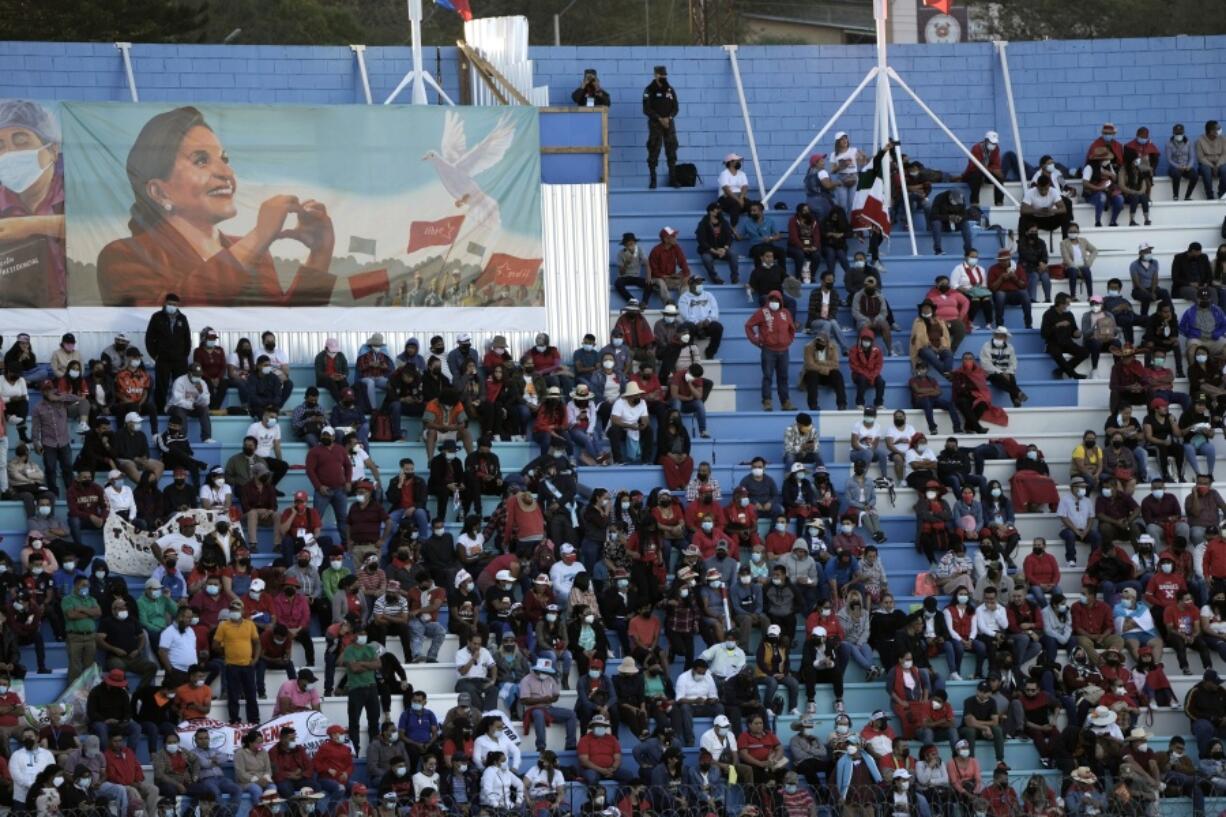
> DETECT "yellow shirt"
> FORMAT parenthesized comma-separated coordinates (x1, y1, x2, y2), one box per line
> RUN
(1071, 444, 1102, 470)
(213, 619, 259, 666)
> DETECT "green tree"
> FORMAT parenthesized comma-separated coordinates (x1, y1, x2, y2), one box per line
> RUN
(0, 0, 207, 43)
(967, 0, 1226, 40)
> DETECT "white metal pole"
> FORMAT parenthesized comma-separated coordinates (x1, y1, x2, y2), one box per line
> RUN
(884, 77, 918, 256)
(724, 45, 766, 200)
(554, 15, 561, 46)
(115, 43, 139, 102)
(764, 66, 878, 204)
(350, 45, 373, 104)
(995, 40, 1026, 185)
(887, 67, 1019, 206)
(408, 0, 427, 104)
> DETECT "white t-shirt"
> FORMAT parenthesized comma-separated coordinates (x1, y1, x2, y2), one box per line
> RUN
(905, 447, 938, 469)
(454, 646, 496, 680)
(1029, 169, 1066, 190)
(246, 420, 281, 458)
(350, 447, 373, 482)
(885, 424, 917, 449)
(717, 168, 749, 195)
(227, 352, 253, 374)
(950, 263, 987, 290)
(699, 728, 738, 761)
(1022, 186, 1061, 209)
(832, 146, 860, 175)
(523, 766, 564, 799)
(199, 481, 233, 508)
(851, 421, 882, 448)
(609, 397, 648, 441)
(265, 348, 291, 370)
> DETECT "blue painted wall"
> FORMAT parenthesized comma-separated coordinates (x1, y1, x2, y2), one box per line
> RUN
(1, 37, 1224, 188)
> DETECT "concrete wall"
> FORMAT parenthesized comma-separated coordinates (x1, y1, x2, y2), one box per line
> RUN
(1, 36, 1223, 188)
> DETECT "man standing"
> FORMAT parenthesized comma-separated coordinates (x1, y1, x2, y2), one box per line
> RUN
(62, 574, 100, 684)
(745, 290, 798, 412)
(145, 293, 191, 413)
(306, 426, 352, 542)
(642, 65, 678, 189)
(341, 624, 381, 755)
(213, 599, 261, 725)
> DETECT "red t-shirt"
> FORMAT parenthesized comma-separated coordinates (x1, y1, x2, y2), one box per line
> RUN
(736, 730, 780, 762)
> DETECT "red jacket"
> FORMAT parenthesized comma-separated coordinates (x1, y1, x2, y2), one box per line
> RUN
(193, 346, 227, 380)
(965, 141, 1002, 177)
(614, 313, 654, 349)
(1085, 137, 1124, 166)
(1006, 602, 1042, 635)
(744, 292, 796, 352)
(1204, 537, 1226, 580)
(648, 236, 689, 280)
(105, 747, 144, 786)
(788, 215, 821, 251)
(313, 740, 355, 782)
(270, 744, 312, 782)
(1022, 552, 1060, 588)
(685, 498, 725, 531)
(848, 330, 884, 381)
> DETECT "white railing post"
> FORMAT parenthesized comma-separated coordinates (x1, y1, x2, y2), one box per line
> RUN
(115, 42, 139, 102)
(723, 45, 766, 200)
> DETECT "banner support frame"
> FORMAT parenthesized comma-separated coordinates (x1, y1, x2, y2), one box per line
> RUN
(115, 42, 139, 103)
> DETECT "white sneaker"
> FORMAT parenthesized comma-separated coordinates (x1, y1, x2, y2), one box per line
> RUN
(202, 438, 217, 444)
(790, 707, 802, 716)
(77, 420, 89, 433)
(950, 672, 963, 681)
(1066, 559, 1077, 568)
(1089, 368, 1098, 379)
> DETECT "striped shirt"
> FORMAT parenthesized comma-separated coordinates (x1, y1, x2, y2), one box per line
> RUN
(372, 593, 408, 618)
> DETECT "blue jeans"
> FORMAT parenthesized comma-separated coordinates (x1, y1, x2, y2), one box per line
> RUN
(917, 347, 953, 375)
(1025, 267, 1052, 303)
(1184, 441, 1216, 477)
(808, 318, 849, 353)
(821, 245, 850, 278)
(318, 778, 347, 812)
(255, 657, 295, 696)
(850, 446, 888, 479)
(845, 642, 874, 670)
(670, 398, 707, 433)
(568, 428, 608, 461)
(1198, 161, 1226, 197)
(930, 218, 973, 255)
(91, 719, 141, 748)
(1066, 266, 1093, 298)
(360, 376, 389, 411)
(759, 349, 790, 403)
(700, 249, 738, 281)
(1126, 194, 1150, 221)
(787, 247, 821, 279)
(529, 706, 577, 751)
(913, 395, 960, 433)
(196, 775, 240, 802)
(409, 618, 447, 660)
(388, 507, 430, 547)
(1058, 527, 1101, 562)
(314, 487, 350, 540)
(532, 430, 572, 457)
(42, 443, 74, 497)
(941, 639, 964, 676)
(1087, 191, 1124, 225)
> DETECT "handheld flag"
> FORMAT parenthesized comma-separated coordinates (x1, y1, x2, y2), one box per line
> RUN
(851, 153, 891, 237)
(406, 216, 466, 254)
(924, 0, 953, 13)
(435, 0, 473, 21)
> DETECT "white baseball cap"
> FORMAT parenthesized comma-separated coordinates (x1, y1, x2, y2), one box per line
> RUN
(985, 131, 999, 144)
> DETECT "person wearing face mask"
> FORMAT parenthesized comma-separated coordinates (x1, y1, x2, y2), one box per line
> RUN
(1081, 143, 1125, 227)
(208, 598, 259, 723)
(96, 597, 158, 691)
(1161, 122, 1196, 199)
(142, 293, 192, 412)
(833, 734, 881, 814)
(675, 277, 724, 359)
(928, 188, 973, 257)
(1127, 243, 1168, 324)
(193, 328, 242, 412)
(805, 272, 850, 358)
(744, 289, 798, 412)
(1179, 283, 1226, 367)
(784, 203, 822, 283)
(696, 201, 740, 285)
(616, 233, 664, 306)
(267, 726, 319, 799)
(1058, 222, 1099, 303)
(1040, 292, 1089, 380)
(715, 152, 750, 226)
(1119, 146, 1155, 227)
(166, 362, 214, 444)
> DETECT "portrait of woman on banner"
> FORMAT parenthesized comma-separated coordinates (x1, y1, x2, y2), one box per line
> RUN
(95, 105, 337, 306)
(0, 99, 67, 308)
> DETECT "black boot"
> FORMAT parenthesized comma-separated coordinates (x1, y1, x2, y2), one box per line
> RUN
(667, 163, 679, 187)
(648, 166, 657, 189)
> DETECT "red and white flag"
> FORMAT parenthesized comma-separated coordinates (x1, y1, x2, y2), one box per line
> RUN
(348, 268, 389, 300)
(406, 216, 465, 254)
(851, 163, 891, 236)
(924, 0, 953, 13)
(479, 253, 541, 288)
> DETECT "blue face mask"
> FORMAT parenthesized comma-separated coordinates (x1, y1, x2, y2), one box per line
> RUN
(77, 587, 89, 597)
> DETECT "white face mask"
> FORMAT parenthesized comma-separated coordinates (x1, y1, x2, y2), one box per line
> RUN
(751, 467, 764, 477)
(958, 748, 970, 758)
(356, 635, 368, 645)
(768, 302, 781, 312)
(0, 148, 49, 193)
(925, 491, 937, 500)
(116, 611, 129, 621)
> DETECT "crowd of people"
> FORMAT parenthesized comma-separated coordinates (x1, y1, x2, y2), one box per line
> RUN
(1, 94, 1226, 817)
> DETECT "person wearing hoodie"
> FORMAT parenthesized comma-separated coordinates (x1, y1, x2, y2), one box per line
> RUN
(744, 290, 797, 412)
(848, 329, 885, 410)
(748, 248, 795, 317)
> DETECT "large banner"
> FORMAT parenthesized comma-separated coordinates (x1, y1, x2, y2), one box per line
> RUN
(0, 99, 542, 310)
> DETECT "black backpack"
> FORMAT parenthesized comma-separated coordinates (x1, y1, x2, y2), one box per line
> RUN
(672, 163, 699, 187)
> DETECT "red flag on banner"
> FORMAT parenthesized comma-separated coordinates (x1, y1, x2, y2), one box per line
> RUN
(924, 0, 952, 13)
(481, 253, 542, 288)
(348, 268, 390, 300)
(406, 216, 465, 254)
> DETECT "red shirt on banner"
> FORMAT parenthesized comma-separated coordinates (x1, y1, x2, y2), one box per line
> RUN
(406, 216, 465, 254)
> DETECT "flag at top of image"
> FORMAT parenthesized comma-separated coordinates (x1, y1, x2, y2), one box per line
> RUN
(924, 0, 953, 13)
(436, 0, 473, 21)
